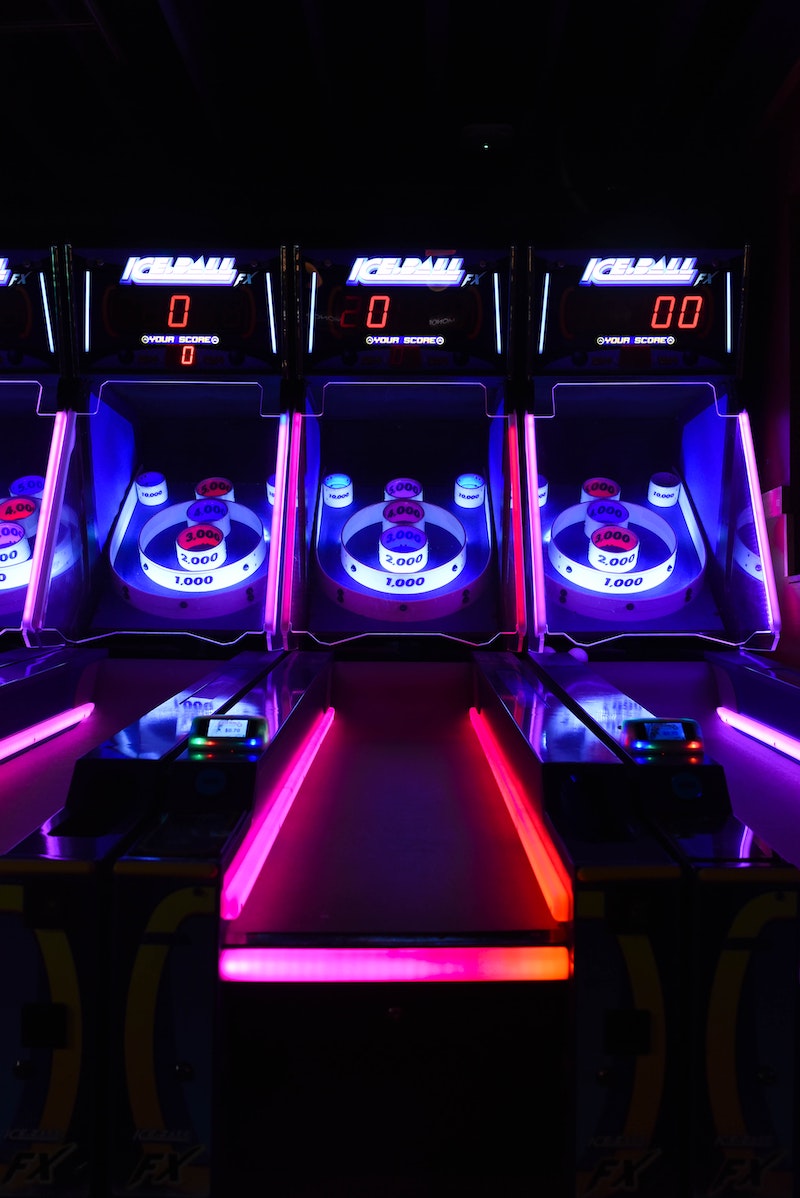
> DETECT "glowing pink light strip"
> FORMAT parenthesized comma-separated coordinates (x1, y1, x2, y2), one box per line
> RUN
(219, 944, 570, 983)
(280, 409, 304, 639)
(220, 705, 335, 920)
(469, 706, 572, 923)
(21, 409, 74, 636)
(0, 702, 94, 763)
(716, 705, 800, 764)
(737, 410, 781, 638)
(264, 411, 290, 639)
(523, 413, 548, 645)
(507, 416, 527, 646)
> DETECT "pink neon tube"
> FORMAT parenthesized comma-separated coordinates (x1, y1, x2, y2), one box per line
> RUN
(220, 706, 335, 920)
(264, 411, 290, 638)
(469, 706, 572, 923)
(716, 706, 800, 763)
(523, 413, 548, 644)
(0, 702, 94, 763)
(219, 944, 570, 983)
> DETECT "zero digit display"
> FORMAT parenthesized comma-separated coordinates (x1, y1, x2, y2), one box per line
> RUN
(303, 248, 510, 374)
(534, 249, 746, 374)
(77, 249, 281, 373)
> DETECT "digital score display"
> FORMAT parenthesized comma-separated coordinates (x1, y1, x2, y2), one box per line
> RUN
(0, 250, 57, 372)
(303, 248, 510, 374)
(534, 249, 746, 374)
(77, 250, 281, 374)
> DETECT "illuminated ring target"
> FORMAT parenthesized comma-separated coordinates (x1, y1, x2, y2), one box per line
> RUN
(548, 502, 677, 593)
(340, 502, 466, 593)
(137, 501, 266, 594)
(0, 507, 79, 603)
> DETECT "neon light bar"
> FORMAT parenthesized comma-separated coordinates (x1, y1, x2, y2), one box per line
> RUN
(84, 268, 91, 353)
(493, 271, 502, 355)
(738, 824, 754, 859)
(468, 706, 572, 923)
(265, 270, 277, 355)
(0, 703, 94, 763)
(219, 944, 570, 983)
(717, 706, 800, 764)
(538, 272, 550, 355)
(507, 417, 527, 644)
(38, 271, 55, 355)
(280, 409, 304, 637)
(264, 411, 290, 639)
(524, 413, 548, 641)
(307, 268, 317, 354)
(737, 409, 780, 635)
(725, 271, 732, 355)
(220, 706, 335, 920)
(22, 409, 75, 636)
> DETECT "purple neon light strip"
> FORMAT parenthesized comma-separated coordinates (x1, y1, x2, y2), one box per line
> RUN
(21, 409, 74, 636)
(264, 412, 290, 638)
(716, 706, 800, 763)
(220, 705, 335, 920)
(219, 944, 571, 983)
(737, 410, 780, 637)
(507, 416, 527, 645)
(0, 703, 94, 763)
(280, 410, 304, 638)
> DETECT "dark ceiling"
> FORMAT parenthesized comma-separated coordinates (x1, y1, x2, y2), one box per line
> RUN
(4, 0, 800, 248)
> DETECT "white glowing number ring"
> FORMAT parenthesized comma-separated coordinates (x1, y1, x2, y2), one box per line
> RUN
(454, 473, 485, 508)
(382, 499, 425, 531)
(187, 497, 232, 537)
(0, 496, 38, 535)
(581, 477, 620, 503)
(340, 502, 467, 594)
(195, 477, 235, 502)
(322, 474, 353, 508)
(548, 502, 677, 594)
(384, 477, 423, 503)
(587, 524, 640, 572)
(10, 475, 45, 500)
(378, 526, 429, 573)
(135, 471, 168, 506)
(139, 501, 265, 593)
(0, 521, 30, 567)
(584, 499, 629, 537)
(175, 522, 228, 571)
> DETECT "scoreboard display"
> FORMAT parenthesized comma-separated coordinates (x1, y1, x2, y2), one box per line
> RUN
(533, 249, 747, 375)
(302, 248, 510, 375)
(76, 250, 281, 375)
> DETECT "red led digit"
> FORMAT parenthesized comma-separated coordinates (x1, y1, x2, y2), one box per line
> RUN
(168, 294, 191, 328)
(678, 294, 703, 329)
(339, 295, 360, 329)
(366, 295, 390, 329)
(180, 345, 195, 365)
(651, 295, 676, 329)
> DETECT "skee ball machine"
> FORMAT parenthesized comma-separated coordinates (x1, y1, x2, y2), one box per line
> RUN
(524, 246, 800, 1197)
(0, 244, 290, 1197)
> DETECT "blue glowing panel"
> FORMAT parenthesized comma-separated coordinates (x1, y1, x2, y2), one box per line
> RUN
(530, 381, 777, 648)
(286, 381, 522, 647)
(302, 247, 510, 377)
(75, 248, 281, 377)
(30, 246, 287, 645)
(533, 248, 745, 377)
